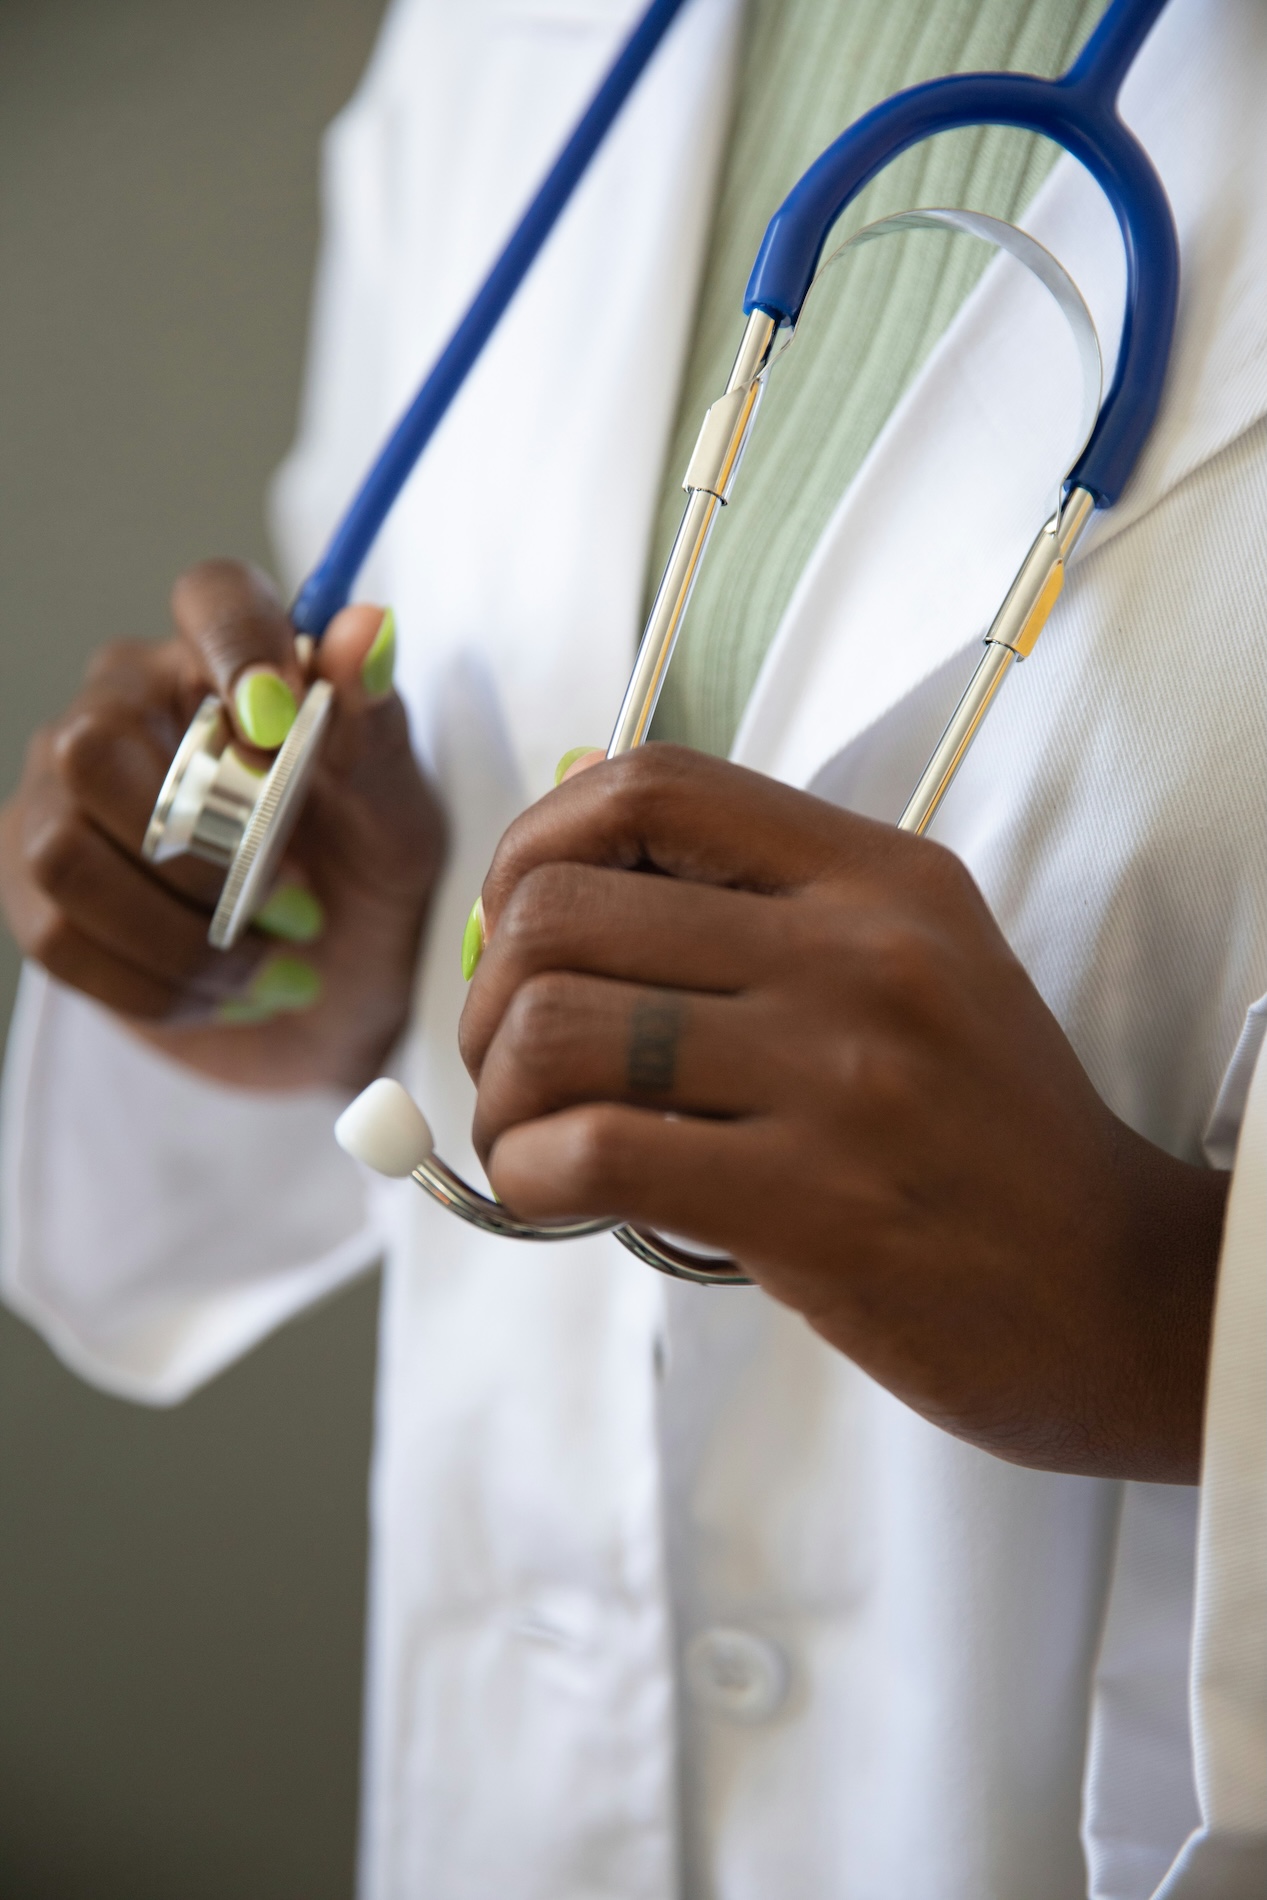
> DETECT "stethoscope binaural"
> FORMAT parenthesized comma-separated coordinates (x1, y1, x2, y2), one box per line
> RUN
(143, 0, 1179, 1286)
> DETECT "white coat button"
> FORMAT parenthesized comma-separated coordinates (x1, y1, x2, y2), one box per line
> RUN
(684, 1627, 789, 1723)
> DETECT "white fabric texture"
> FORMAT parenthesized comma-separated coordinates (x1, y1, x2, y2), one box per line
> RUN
(1155, 1034, 1267, 1897)
(2, 0, 1265, 1894)
(0, 968, 371, 1402)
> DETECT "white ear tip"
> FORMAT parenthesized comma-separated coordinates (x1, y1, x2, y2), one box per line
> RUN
(335, 1078, 434, 1177)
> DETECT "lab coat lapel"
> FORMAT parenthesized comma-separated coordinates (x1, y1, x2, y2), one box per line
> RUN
(734, 0, 1267, 792)
(374, 0, 744, 803)
(360, 0, 743, 1170)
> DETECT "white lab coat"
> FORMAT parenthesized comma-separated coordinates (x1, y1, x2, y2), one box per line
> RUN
(2, 0, 1265, 1893)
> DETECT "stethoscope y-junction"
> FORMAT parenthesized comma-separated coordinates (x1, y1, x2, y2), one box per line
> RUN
(143, 0, 1179, 1284)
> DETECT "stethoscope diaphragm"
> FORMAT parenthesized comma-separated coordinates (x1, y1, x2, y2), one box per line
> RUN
(142, 679, 333, 949)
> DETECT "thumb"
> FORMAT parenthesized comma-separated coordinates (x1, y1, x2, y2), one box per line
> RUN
(170, 559, 304, 752)
(311, 604, 424, 803)
(316, 603, 396, 709)
(296, 603, 442, 903)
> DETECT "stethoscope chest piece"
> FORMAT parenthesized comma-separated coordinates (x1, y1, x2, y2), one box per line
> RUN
(142, 680, 333, 950)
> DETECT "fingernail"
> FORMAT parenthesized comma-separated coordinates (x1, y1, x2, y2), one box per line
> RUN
(554, 746, 600, 787)
(256, 884, 325, 944)
(217, 997, 278, 1027)
(216, 955, 321, 1025)
(248, 955, 322, 1013)
(361, 607, 397, 698)
(461, 896, 486, 982)
(235, 669, 297, 749)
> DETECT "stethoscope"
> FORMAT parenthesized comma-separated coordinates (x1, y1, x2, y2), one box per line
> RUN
(143, 0, 1178, 1285)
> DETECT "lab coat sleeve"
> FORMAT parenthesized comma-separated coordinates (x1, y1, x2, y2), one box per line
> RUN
(1157, 1005, 1267, 1895)
(0, 22, 412, 1403)
(0, 965, 377, 1405)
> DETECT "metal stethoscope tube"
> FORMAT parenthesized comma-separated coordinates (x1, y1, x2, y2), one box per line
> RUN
(389, 293, 1096, 1285)
(402, 312, 786, 1288)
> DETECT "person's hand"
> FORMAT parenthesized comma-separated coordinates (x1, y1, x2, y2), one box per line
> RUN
(0, 560, 444, 1091)
(458, 746, 1227, 1483)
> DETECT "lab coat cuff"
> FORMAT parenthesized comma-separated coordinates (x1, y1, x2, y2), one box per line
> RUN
(1, 966, 380, 1405)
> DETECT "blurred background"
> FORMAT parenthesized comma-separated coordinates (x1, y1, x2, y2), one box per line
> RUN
(0, 2, 388, 1893)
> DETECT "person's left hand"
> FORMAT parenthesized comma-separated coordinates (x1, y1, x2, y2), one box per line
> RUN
(458, 746, 1228, 1484)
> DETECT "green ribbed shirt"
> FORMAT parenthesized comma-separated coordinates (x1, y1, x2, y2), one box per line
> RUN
(648, 0, 1105, 756)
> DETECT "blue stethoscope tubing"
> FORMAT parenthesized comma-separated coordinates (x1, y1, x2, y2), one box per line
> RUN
(291, 0, 1177, 641)
(746, 0, 1177, 506)
(291, 0, 696, 636)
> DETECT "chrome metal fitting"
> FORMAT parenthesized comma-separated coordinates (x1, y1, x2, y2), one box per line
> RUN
(142, 681, 334, 949)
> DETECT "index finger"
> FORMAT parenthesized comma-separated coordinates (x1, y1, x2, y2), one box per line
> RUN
(170, 560, 304, 750)
(480, 746, 902, 931)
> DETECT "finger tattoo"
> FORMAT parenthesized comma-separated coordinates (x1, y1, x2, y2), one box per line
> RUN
(627, 993, 685, 1093)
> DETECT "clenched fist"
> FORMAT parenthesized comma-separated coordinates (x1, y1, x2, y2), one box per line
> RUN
(460, 746, 1227, 1484)
(0, 560, 444, 1091)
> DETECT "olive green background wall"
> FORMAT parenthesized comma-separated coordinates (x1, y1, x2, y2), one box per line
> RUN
(0, 4, 387, 1893)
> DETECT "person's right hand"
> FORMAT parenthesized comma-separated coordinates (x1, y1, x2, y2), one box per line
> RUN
(0, 560, 445, 1092)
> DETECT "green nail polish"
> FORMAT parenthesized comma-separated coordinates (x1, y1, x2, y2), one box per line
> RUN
(249, 955, 321, 1013)
(235, 670, 297, 749)
(461, 896, 486, 981)
(217, 997, 278, 1027)
(256, 884, 325, 944)
(361, 608, 397, 698)
(554, 745, 599, 787)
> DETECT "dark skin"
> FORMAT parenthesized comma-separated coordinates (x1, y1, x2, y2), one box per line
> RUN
(0, 563, 1226, 1481)
(0, 562, 444, 1091)
(459, 745, 1228, 1485)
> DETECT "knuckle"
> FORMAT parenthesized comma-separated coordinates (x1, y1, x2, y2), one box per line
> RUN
(51, 707, 117, 796)
(26, 812, 89, 901)
(602, 745, 681, 823)
(26, 905, 75, 974)
(501, 970, 578, 1074)
(483, 818, 530, 902)
(614, 744, 687, 788)
(558, 1106, 627, 1202)
(456, 997, 485, 1077)
(915, 834, 979, 908)
(837, 1032, 922, 1116)
(874, 919, 945, 1010)
(784, 896, 848, 965)
(496, 864, 575, 964)
(813, 890, 951, 1025)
